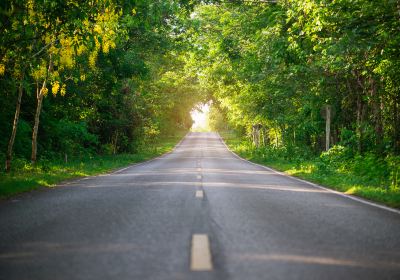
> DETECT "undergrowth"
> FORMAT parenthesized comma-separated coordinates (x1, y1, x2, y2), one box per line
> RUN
(221, 132, 400, 208)
(0, 134, 184, 198)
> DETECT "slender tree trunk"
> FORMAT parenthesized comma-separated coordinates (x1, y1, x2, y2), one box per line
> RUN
(293, 128, 296, 146)
(5, 76, 24, 172)
(262, 127, 267, 147)
(31, 82, 45, 164)
(394, 93, 400, 154)
(112, 130, 119, 155)
(31, 55, 52, 164)
(353, 72, 366, 154)
(356, 92, 363, 154)
(370, 78, 384, 152)
(252, 126, 256, 146)
(397, 0, 400, 17)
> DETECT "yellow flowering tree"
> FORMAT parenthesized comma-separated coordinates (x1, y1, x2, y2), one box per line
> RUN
(1, 0, 121, 166)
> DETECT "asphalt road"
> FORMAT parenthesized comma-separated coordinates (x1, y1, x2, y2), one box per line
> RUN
(1, 132, 400, 280)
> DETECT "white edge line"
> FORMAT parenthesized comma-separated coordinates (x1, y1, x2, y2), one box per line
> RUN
(217, 133, 400, 215)
(110, 132, 189, 174)
(59, 132, 189, 185)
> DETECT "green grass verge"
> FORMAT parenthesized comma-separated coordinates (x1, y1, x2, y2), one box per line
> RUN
(0, 134, 185, 199)
(221, 132, 400, 209)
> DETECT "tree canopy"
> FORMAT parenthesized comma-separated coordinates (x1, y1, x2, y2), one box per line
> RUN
(1, 0, 399, 172)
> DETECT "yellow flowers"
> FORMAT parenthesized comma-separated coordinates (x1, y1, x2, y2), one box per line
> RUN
(32, 65, 47, 80)
(42, 87, 49, 96)
(52, 81, 60, 95)
(83, 19, 90, 28)
(77, 44, 86, 56)
(103, 41, 110, 53)
(94, 24, 102, 34)
(89, 51, 97, 68)
(93, 4, 119, 55)
(51, 81, 66, 96)
(0, 64, 5, 76)
(60, 84, 66, 96)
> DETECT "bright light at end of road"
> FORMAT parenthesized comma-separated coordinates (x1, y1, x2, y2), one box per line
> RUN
(191, 103, 210, 131)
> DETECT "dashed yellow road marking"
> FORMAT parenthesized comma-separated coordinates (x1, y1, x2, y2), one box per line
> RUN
(190, 234, 213, 271)
(195, 190, 204, 198)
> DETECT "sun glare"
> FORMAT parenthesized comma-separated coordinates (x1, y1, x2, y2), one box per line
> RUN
(191, 103, 210, 131)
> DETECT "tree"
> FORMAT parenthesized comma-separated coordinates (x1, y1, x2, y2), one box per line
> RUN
(1, 0, 121, 165)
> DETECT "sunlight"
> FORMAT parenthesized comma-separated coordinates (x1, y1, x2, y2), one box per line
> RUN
(191, 103, 210, 131)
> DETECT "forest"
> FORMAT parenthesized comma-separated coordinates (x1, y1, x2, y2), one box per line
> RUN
(0, 0, 201, 169)
(0, 1, 399, 205)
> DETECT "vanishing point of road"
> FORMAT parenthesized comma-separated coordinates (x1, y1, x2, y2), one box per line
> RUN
(1, 132, 400, 280)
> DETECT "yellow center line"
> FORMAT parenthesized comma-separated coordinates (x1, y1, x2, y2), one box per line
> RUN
(195, 190, 204, 198)
(190, 234, 213, 271)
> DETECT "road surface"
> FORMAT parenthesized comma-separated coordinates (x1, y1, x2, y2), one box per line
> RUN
(1, 132, 400, 279)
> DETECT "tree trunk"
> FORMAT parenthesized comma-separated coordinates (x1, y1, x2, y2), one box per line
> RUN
(262, 127, 269, 147)
(31, 83, 45, 164)
(252, 126, 256, 146)
(293, 128, 296, 146)
(5, 76, 24, 172)
(31, 55, 52, 164)
(353, 72, 366, 154)
(370, 78, 384, 152)
(397, 0, 400, 17)
(394, 93, 400, 154)
(112, 130, 119, 155)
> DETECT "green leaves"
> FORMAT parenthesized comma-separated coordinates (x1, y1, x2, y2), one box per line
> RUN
(180, 0, 400, 156)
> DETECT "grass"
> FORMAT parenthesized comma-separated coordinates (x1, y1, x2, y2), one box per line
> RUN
(220, 131, 400, 209)
(0, 134, 185, 199)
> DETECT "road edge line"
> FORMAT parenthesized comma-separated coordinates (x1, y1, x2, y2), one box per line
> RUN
(217, 133, 400, 215)
(60, 132, 189, 186)
(111, 132, 189, 174)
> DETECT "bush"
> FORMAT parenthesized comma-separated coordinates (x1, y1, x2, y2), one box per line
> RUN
(101, 144, 115, 155)
(339, 128, 358, 151)
(320, 145, 351, 169)
(14, 119, 32, 159)
(352, 153, 389, 186)
(386, 155, 400, 190)
(44, 119, 98, 159)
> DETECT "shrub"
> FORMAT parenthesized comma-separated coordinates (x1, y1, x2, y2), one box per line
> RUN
(320, 145, 351, 170)
(386, 155, 400, 190)
(352, 153, 389, 186)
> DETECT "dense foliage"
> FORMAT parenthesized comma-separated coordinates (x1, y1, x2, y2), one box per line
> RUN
(183, 0, 400, 189)
(1, 0, 200, 170)
(1, 0, 399, 193)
